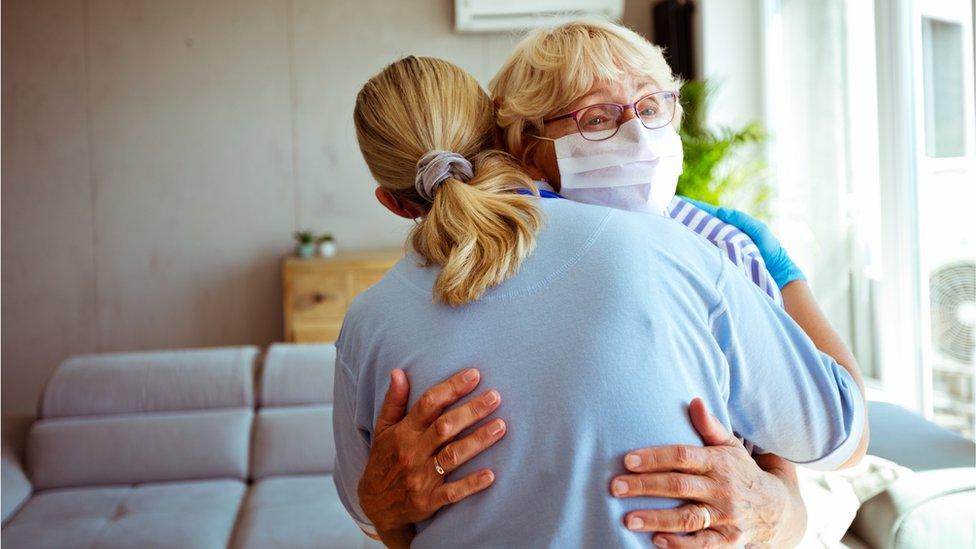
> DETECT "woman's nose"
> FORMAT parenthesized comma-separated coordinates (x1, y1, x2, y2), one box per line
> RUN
(619, 108, 639, 124)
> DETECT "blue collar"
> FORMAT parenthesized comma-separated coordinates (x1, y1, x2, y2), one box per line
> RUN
(517, 180, 563, 199)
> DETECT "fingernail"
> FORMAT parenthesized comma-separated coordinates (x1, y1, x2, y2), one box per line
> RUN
(613, 479, 629, 495)
(624, 453, 641, 469)
(654, 537, 669, 548)
(488, 419, 505, 436)
(627, 516, 644, 530)
(484, 390, 499, 405)
(481, 470, 495, 482)
(463, 368, 478, 382)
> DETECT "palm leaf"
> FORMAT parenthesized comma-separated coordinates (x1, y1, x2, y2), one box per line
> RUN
(675, 80, 772, 219)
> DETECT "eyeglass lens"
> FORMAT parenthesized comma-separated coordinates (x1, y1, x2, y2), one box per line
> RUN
(577, 92, 676, 141)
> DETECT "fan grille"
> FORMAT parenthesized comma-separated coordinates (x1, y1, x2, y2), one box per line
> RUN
(930, 260, 976, 364)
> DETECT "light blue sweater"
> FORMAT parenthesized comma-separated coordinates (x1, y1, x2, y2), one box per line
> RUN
(333, 197, 863, 548)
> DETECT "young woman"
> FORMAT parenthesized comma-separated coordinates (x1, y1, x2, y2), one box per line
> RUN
(334, 51, 866, 548)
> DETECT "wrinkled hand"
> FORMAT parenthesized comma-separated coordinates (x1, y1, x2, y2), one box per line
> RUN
(611, 398, 798, 548)
(680, 196, 805, 289)
(358, 368, 507, 543)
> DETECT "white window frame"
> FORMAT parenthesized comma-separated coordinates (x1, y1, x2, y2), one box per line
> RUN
(873, 0, 926, 410)
(758, 0, 974, 416)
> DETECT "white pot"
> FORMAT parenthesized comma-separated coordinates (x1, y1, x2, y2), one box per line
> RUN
(318, 241, 337, 258)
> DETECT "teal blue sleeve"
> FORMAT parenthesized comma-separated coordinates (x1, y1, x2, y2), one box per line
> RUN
(709, 250, 865, 470)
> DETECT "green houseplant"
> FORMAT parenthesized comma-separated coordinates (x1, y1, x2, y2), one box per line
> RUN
(293, 230, 316, 259)
(677, 79, 772, 220)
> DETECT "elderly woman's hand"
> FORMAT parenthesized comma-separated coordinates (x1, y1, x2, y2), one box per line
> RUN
(611, 398, 806, 548)
(358, 367, 507, 547)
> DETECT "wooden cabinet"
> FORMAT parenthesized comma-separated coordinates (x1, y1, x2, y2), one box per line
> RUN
(283, 248, 403, 343)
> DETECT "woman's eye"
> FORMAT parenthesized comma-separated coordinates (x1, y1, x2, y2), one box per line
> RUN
(584, 116, 607, 127)
(640, 107, 658, 117)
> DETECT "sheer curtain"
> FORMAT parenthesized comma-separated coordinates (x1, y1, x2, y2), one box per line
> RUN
(761, 0, 883, 380)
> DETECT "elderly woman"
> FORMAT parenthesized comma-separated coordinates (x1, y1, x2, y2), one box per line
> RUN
(341, 21, 867, 549)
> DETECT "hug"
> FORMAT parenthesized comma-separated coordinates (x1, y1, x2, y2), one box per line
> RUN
(333, 20, 868, 549)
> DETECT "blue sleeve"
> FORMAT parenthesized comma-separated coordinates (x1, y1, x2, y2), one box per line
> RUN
(709, 251, 865, 470)
(332, 352, 378, 535)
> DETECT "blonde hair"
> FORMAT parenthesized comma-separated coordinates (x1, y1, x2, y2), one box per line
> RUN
(354, 56, 543, 307)
(490, 19, 683, 164)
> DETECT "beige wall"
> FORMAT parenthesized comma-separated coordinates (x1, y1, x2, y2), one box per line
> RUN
(1, 0, 657, 415)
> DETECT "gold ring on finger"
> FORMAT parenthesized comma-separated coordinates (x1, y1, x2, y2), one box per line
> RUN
(697, 504, 711, 530)
(433, 455, 446, 476)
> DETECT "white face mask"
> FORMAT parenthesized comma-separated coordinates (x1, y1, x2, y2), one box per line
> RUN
(550, 118, 683, 215)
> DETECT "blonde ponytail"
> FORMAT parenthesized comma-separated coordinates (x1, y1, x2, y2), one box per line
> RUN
(354, 57, 543, 307)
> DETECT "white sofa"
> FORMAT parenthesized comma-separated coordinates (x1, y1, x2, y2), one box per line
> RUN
(2, 344, 974, 548)
(1, 344, 382, 549)
(842, 401, 975, 548)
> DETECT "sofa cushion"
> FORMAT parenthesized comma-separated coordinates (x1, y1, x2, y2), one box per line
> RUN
(2, 445, 32, 525)
(1, 479, 245, 549)
(867, 401, 976, 471)
(851, 467, 976, 548)
(259, 343, 334, 406)
(28, 409, 252, 489)
(231, 474, 381, 549)
(41, 346, 258, 418)
(2, 414, 33, 524)
(251, 406, 334, 479)
(251, 343, 337, 480)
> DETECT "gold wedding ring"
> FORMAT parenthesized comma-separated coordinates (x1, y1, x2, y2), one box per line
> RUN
(433, 455, 446, 476)
(697, 504, 711, 530)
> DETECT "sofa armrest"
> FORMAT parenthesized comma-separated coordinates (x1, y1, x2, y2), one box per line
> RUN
(867, 401, 976, 471)
(2, 413, 34, 524)
(851, 468, 975, 549)
(850, 403, 976, 548)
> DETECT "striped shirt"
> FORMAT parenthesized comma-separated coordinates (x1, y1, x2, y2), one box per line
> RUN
(527, 182, 783, 306)
(667, 196, 783, 306)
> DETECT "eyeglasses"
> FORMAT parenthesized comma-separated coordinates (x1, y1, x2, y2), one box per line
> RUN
(542, 91, 680, 141)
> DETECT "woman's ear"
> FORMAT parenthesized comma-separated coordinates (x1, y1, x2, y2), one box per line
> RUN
(523, 140, 560, 190)
(375, 187, 424, 219)
(521, 159, 548, 183)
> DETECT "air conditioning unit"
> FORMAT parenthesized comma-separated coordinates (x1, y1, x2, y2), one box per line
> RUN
(918, 169, 976, 438)
(455, 0, 624, 33)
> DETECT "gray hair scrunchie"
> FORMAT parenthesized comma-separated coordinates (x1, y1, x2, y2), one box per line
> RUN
(414, 150, 473, 202)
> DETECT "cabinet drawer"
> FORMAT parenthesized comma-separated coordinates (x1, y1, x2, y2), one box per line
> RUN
(287, 271, 348, 321)
(282, 249, 402, 343)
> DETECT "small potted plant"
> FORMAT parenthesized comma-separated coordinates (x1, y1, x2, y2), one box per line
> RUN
(293, 230, 316, 258)
(317, 233, 337, 258)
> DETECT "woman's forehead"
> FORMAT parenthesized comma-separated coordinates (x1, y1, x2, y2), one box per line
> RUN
(573, 77, 660, 105)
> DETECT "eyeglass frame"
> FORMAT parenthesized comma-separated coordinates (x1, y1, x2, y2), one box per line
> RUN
(538, 90, 681, 142)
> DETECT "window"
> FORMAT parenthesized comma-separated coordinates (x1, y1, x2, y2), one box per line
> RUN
(915, 4, 975, 438)
(921, 17, 966, 158)
(762, 0, 976, 439)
